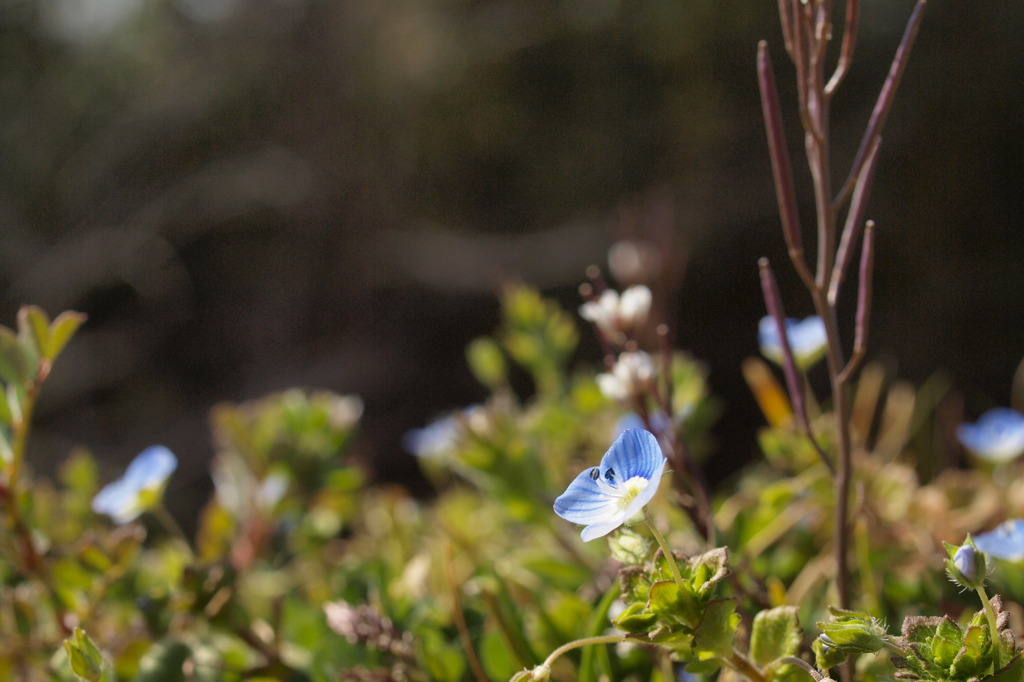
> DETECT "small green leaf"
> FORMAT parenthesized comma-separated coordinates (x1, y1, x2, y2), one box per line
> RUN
(693, 598, 737, 659)
(63, 627, 105, 682)
(46, 310, 87, 362)
(950, 622, 990, 679)
(467, 337, 507, 389)
(613, 602, 658, 632)
(0, 328, 31, 385)
(17, 306, 50, 358)
(479, 629, 518, 680)
(689, 547, 730, 596)
(649, 579, 700, 627)
(750, 605, 802, 667)
(931, 617, 964, 668)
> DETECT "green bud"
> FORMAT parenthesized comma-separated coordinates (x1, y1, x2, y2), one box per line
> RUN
(813, 636, 847, 669)
(609, 528, 649, 565)
(63, 627, 104, 682)
(944, 539, 988, 590)
(816, 607, 887, 654)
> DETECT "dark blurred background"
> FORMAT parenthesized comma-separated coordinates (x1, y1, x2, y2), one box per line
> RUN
(2, 0, 1023, 521)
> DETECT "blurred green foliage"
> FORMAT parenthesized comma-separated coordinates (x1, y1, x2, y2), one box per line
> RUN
(0, 284, 1016, 681)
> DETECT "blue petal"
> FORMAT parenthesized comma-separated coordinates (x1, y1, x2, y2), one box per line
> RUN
(600, 428, 665, 481)
(553, 467, 619, 524)
(122, 446, 178, 488)
(758, 315, 826, 365)
(957, 408, 1024, 462)
(974, 519, 1024, 561)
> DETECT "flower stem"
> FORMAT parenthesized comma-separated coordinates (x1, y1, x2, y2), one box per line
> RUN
(152, 503, 195, 561)
(977, 584, 1002, 671)
(541, 634, 623, 669)
(723, 648, 767, 682)
(645, 514, 685, 590)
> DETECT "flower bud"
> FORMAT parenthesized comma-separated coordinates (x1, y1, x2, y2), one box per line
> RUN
(944, 539, 988, 589)
(813, 636, 847, 670)
(816, 607, 887, 654)
(63, 627, 104, 682)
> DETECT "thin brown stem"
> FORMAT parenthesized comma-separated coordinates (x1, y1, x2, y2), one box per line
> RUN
(811, 290, 852, 612)
(758, 42, 815, 291)
(759, 259, 836, 475)
(825, 0, 860, 97)
(836, 0, 927, 207)
(829, 136, 880, 305)
(839, 221, 875, 384)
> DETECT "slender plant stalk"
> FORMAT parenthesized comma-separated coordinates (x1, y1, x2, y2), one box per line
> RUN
(4, 382, 72, 637)
(645, 515, 686, 590)
(977, 586, 1002, 672)
(442, 542, 489, 682)
(758, 0, 927, 626)
(540, 634, 623, 670)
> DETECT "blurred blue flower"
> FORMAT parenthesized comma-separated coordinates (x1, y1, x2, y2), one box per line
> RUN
(956, 408, 1024, 463)
(973, 519, 1024, 561)
(92, 445, 178, 524)
(403, 416, 460, 459)
(553, 428, 666, 542)
(758, 315, 827, 369)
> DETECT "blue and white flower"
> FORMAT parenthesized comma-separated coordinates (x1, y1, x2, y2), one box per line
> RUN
(973, 519, 1024, 561)
(956, 408, 1024, 463)
(758, 315, 828, 369)
(403, 415, 462, 460)
(92, 445, 178, 524)
(403, 405, 492, 460)
(553, 428, 667, 542)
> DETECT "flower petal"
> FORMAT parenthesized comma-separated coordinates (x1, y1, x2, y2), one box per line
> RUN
(957, 408, 1024, 462)
(122, 446, 177, 488)
(553, 467, 621, 524)
(600, 428, 665, 481)
(974, 519, 1024, 561)
(581, 517, 628, 542)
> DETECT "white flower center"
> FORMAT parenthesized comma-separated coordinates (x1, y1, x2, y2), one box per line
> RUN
(615, 476, 649, 513)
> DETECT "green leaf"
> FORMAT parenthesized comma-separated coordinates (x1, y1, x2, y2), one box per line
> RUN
(931, 617, 964, 668)
(750, 605, 801, 667)
(950, 622, 990, 680)
(46, 310, 87, 362)
(689, 547, 730, 597)
(17, 305, 50, 358)
(692, 597, 738, 659)
(648, 579, 700, 627)
(63, 627, 105, 682)
(0, 328, 31, 385)
(613, 602, 658, 632)
(480, 629, 518, 680)
(467, 337, 507, 389)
